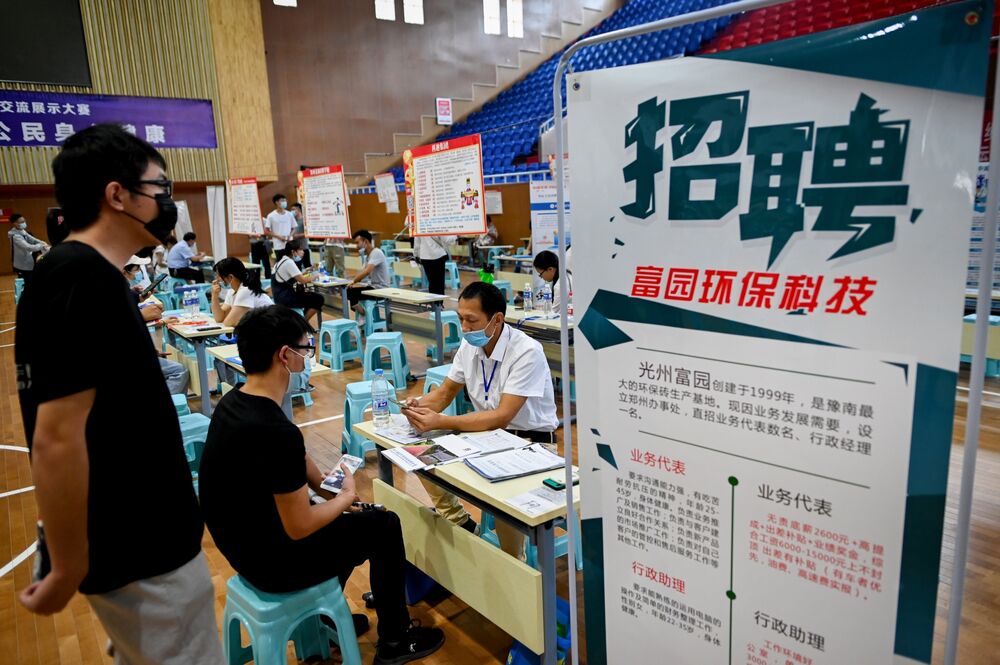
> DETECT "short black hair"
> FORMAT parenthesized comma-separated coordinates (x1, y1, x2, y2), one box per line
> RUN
(51, 123, 166, 231)
(352, 229, 372, 243)
(285, 239, 304, 252)
(533, 250, 558, 271)
(215, 256, 264, 295)
(291, 202, 302, 210)
(10, 213, 23, 225)
(164, 234, 177, 246)
(272, 193, 286, 204)
(459, 281, 506, 318)
(235, 305, 314, 374)
(183, 232, 196, 242)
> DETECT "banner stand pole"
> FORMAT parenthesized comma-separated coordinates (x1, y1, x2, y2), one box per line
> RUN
(550, 2, 792, 663)
(943, 43, 1000, 665)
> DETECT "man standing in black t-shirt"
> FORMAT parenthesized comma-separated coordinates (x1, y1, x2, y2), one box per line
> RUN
(14, 124, 223, 663)
(198, 306, 445, 665)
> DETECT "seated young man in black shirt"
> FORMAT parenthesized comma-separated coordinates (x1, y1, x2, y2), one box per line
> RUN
(198, 305, 444, 665)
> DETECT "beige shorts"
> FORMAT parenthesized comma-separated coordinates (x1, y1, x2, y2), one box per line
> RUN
(87, 552, 224, 665)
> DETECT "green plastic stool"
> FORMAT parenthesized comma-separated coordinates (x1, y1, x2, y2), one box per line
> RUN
(222, 575, 361, 665)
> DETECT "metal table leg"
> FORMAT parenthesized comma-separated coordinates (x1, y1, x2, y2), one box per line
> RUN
(534, 521, 558, 665)
(378, 450, 394, 486)
(340, 285, 350, 319)
(433, 302, 445, 365)
(384, 298, 393, 328)
(194, 339, 211, 416)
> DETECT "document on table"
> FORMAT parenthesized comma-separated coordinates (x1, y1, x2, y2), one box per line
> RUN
(464, 444, 565, 482)
(381, 442, 461, 471)
(504, 486, 567, 517)
(458, 429, 530, 454)
(376, 414, 427, 445)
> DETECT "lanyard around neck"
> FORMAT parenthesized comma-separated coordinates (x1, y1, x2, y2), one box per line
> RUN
(481, 357, 500, 401)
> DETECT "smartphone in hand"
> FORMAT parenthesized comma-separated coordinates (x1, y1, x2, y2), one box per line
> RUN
(321, 454, 364, 494)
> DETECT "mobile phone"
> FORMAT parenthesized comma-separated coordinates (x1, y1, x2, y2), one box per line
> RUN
(139, 273, 168, 299)
(321, 454, 364, 494)
(542, 478, 565, 490)
(196, 325, 222, 331)
(33, 521, 50, 582)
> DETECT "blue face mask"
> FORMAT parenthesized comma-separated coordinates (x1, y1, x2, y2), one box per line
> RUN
(129, 272, 142, 286)
(464, 316, 498, 347)
(279, 200, 288, 210)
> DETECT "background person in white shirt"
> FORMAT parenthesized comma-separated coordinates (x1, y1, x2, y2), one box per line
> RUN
(402, 281, 558, 557)
(413, 233, 456, 295)
(532, 250, 573, 313)
(266, 193, 296, 258)
(210, 257, 274, 327)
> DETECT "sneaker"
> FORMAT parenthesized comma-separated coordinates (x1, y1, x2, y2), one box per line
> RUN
(373, 621, 445, 665)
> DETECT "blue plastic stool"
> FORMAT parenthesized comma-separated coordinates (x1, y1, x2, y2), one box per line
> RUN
(13, 278, 24, 304)
(222, 575, 361, 665)
(507, 597, 571, 665)
(363, 332, 409, 387)
(493, 280, 513, 304)
(341, 379, 400, 460)
(423, 364, 464, 416)
(486, 247, 506, 272)
(172, 393, 191, 416)
(425, 310, 462, 359)
(380, 240, 397, 253)
(356, 299, 388, 337)
(445, 261, 460, 290)
(480, 513, 583, 571)
(291, 307, 305, 319)
(319, 319, 362, 371)
(178, 413, 211, 490)
(261, 279, 272, 293)
(289, 360, 314, 408)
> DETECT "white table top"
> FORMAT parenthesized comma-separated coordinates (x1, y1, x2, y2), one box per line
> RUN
(354, 421, 579, 528)
(363, 287, 448, 304)
(497, 255, 534, 262)
(167, 316, 234, 339)
(505, 306, 573, 330)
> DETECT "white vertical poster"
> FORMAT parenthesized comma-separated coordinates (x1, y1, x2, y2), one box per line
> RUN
(407, 133, 488, 236)
(376, 172, 397, 203)
(302, 165, 351, 239)
(436, 97, 454, 125)
(529, 180, 570, 254)
(227, 177, 263, 235)
(173, 200, 193, 241)
(206, 185, 227, 261)
(568, 5, 987, 665)
(485, 189, 503, 214)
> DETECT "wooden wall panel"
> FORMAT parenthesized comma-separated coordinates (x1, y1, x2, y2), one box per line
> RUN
(258, 0, 603, 203)
(207, 0, 278, 181)
(0, 0, 228, 185)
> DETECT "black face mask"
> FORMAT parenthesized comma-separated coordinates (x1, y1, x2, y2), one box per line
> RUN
(123, 191, 178, 243)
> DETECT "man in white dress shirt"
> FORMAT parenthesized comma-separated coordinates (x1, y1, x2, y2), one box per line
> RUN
(402, 281, 558, 557)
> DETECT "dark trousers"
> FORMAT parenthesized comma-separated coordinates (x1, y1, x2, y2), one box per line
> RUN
(420, 255, 448, 295)
(15, 269, 32, 290)
(169, 267, 204, 283)
(253, 510, 411, 641)
(275, 290, 325, 313)
(249, 241, 272, 279)
(347, 286, 383, 308)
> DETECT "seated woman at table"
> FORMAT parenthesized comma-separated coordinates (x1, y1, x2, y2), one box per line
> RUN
(401, 282, 558, 559)
(210, 257, 273, 326)
(532, 250, 573, 313)
(272, 239, 324, 328)
(198, 306, 445, 665)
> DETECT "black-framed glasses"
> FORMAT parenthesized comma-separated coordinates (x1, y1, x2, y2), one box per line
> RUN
(289, 337, 316, 359)
(133, 177, 173, 197)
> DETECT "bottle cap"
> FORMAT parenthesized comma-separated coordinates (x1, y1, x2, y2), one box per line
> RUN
(375, 369, 384, 376)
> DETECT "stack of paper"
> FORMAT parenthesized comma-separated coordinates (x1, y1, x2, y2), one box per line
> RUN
(379, 429, 531, 472)
(464, 444, 565, 482)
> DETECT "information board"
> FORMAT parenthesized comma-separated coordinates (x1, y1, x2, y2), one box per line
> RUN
(408, 134, 487, 236)
(227, 177, 263, 235)
(301, 165, 351, 239)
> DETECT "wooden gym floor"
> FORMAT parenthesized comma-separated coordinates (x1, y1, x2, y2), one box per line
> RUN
(0, 273, 997, 664)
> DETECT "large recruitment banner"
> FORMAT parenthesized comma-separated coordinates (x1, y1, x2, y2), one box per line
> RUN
(569, 5, 988, 665)
(227, 177, 263, 236)
(302, 165, 351, 239)
(406, 134, 487, 236)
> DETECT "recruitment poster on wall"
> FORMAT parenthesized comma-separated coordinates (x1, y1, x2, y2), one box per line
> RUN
(529, 180, 571, 254)
(375, 172, 397, 203)
(568, 4, 987, 665)
(301, 165, 351, 239)
(407, 133, 487, 236)
(226, 177, 263, 235)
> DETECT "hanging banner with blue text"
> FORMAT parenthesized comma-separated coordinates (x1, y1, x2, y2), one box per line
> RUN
(569, 4, 989, 665)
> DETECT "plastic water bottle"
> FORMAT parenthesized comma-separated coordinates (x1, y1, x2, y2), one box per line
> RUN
(567, 292, 573, 319)
(183, 289, 199, 317)
(540, 282, 553, 315)
(371, 369, 391, 428)
(523, 282, 534, 311)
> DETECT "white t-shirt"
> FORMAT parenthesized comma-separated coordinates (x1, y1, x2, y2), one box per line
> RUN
(223, 284, 273, 310)
(552, 271, 573, 312)
(274, 255, 302, 283)
(266, 210, 296, 250)
(447, 324, 558, 431)
(414, 235, 456, 261)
